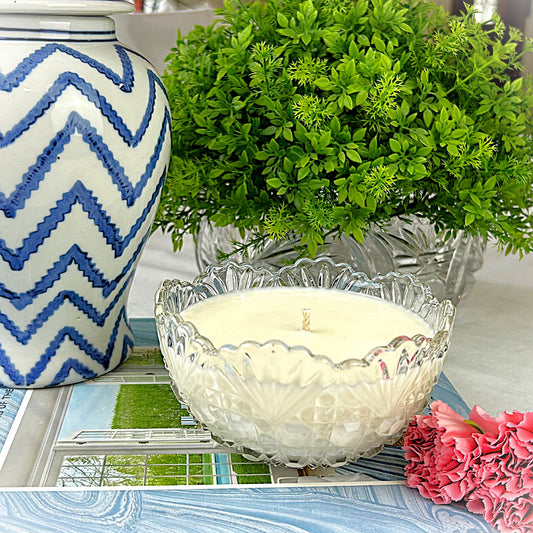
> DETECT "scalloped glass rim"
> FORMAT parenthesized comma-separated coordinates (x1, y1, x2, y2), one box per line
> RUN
(0, 0, 134, 15)
(155, 257, 456, 371)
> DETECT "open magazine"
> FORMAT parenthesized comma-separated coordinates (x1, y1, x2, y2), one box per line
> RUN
(0, 318, 468, 489)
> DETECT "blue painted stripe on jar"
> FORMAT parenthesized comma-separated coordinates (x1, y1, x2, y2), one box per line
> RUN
(0, 27, 115, 34)
(0, 37, 117, 42)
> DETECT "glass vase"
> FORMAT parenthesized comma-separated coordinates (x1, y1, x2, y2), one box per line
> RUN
(195, 216, 486, 304)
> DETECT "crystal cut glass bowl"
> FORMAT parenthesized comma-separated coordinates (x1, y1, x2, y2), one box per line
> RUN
(155, 258, 455, 468)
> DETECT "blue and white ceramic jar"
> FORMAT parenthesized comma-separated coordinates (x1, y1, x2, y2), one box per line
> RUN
(0, 0, 171, 387)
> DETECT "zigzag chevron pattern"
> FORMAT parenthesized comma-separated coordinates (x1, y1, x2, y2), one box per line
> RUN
(0, 43, 134, 92)
(0, 221, 149, 310)
(1, 105, 170, 217)
(0, 271, 134, 344)
(0, 69, 166, 148)
(0, 40, 170, 387)
(0, 307, 134, 387)
(0, 168, 166, 269)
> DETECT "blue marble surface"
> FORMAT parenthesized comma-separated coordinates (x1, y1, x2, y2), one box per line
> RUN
(0, 388, 26, 448)
(0, 485, 495, 533)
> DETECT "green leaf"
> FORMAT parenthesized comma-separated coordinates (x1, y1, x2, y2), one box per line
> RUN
(352, 227, 364, 243)
(372, 35, 386, 53)
(324, 159, 336, 173)
(366, 195, 377, 211)
(352, 128, 366, 141)
(338, 188, 348, 203)
(346, 149, 362, 162)
(263, 126, 278, 135)
(398, 22, 413, 33)
(237, 24, 253, 45)
(283, 157, 293, 173)
(451, 129, 467, 139)
(294, 121, 307, 142)
(278, 28, 298, 38)
(308, 179, 324, 190)
(307, 238, 318, 257)
(318, 131, 332, 149)
(484, 176, 497, 190)
(476, 104, 492, 115)
(358, 34, 370, 46)
(423, 109, 433, 128)
(447, 144, 459, 157)
(417, 146, 432, 157)
(235, 183, 246, 201)
(369, 136, 378, 154)
(465, 213, 475, 226)
(302, 34, 312, 46)
(389, 138, 402, 153)
(277, 12, 289, 27)
(192, 113, 206, 127)
(356, 90, 368, 106)
(352, 190, 365, 207)
(511, 77, 523, 92)
(315, 77, 334, 91)
(413, 163, 426, 175)
(342, 94, 354, 110)
(298, 166, 310, 180)
(330, 116, 341, 134)
(354, 0, 368, 17)
(283, 127, 294, 141)
(267, 177, 283, 188)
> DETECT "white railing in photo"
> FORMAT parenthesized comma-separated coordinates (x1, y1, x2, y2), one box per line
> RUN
(60, 427, 214, 449)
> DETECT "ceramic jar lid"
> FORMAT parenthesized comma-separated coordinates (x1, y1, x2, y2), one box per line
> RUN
(0, 0, 134, 15)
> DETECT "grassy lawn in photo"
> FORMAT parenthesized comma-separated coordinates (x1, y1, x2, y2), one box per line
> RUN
(108, 383, 272, 485)
(231, 454, 271, 484)
(111, 384, 185, 429)
(104, 454, 213, 486)
(202, 453, 215, 484)
(123, 347, 164, 366)
(147, 453, 212, 486)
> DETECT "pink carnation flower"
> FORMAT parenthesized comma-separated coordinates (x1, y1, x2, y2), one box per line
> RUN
(469, 406, 533, 500)
(403, 400, 480, 504)
(403, 413, 449, 503)
(403, 401, 533, 533)
(467, 488, 533, 533)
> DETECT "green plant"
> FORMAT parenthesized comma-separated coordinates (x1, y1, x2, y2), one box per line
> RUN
(155, 0, 533, 257)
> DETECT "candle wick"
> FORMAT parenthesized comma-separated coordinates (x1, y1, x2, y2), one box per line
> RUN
(302, 308, 311, 332)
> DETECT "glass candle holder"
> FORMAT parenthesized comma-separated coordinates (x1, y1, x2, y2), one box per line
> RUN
(155, 258, 455, 468)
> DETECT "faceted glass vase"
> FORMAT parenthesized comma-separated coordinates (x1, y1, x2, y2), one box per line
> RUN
(195, 216, 486, 305)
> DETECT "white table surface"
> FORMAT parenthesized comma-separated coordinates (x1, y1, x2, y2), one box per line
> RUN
(129, 231, 533, 417)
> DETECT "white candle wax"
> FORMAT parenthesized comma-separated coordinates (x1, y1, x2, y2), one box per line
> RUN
(180, 287, 433, 363)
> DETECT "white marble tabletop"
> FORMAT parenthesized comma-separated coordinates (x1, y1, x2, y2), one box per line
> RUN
(129, 231, 533, 416)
